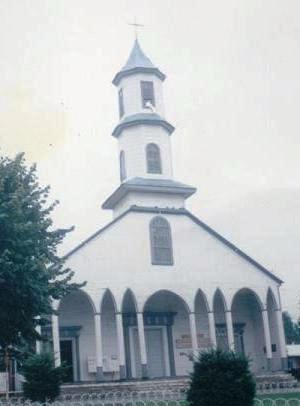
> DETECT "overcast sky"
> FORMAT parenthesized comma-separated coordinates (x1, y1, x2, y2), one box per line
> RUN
(1, 0, 300, 317)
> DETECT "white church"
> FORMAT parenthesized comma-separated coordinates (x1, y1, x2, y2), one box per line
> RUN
(45, 39, 288, 383)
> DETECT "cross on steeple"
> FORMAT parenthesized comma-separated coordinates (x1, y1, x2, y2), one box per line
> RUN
(128, 17, 144, 39)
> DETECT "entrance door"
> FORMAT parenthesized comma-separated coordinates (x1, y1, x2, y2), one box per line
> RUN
(60, 340, 73, 382)
(133, 328, 166, 378)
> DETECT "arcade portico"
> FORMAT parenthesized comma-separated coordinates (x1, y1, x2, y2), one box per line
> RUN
(45, 286, 287, 382)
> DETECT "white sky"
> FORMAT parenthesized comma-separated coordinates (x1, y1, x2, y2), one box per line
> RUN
(1, 0, 300, 317)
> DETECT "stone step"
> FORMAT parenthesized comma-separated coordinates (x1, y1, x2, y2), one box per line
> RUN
(255, 373, 299, 392)
(60, 373, 300, 398)
(61, 377, 189, 392)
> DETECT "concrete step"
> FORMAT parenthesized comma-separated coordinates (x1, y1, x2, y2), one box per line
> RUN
(61, 373, 300, 398)
(61, 377, 190, 392)
(256, 372, 299, 392)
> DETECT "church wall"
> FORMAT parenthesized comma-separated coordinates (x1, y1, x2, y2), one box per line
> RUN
(118, 74, 165, 118)
(65, 211, 282, 378)
(113, 192, 185, 218)
(118, 125, 173, 180)
(66, 211, 281, 313)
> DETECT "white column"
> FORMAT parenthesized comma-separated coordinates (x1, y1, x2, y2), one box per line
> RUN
(208, 311, 217, 348)
(225, 310, 235, 351)
(137, 312, 148, 378)
(94, 313, 104, 380)
(262, 309, 272, 370)
(35, 324, 42, 354)
(116, 312, 126, 379)
(275, 308, 288, 369)
(51, 314, 61, 367)
(189, 312, 198, 356)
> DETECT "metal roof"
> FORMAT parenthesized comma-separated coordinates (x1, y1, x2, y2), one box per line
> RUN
(112, 39, 166, 85)
(112, 113, 174, 137)
(123, 39, 155, 70)
(102, 177, 196, 209)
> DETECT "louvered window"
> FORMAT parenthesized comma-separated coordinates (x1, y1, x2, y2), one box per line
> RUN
(150, 216, 174, 265)
(146, 143, 162, 174)
(120, 150, 126, 182)
(119, 88, 124, 118)
(141, 81, 155, 108)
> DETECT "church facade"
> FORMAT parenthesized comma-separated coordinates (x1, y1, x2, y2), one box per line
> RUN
(45, 39, 287, 383)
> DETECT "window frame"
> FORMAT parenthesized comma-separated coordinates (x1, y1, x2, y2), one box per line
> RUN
(146, 143, 162, 174)
(141, 81, 155, 108)
(150, 216, 174, 266)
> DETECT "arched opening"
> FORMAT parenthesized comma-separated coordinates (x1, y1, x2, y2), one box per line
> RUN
(58, 290, 95, 382)
(100, 290, 119, 380)
(146, 143, 162, 174)
(213, 289, 228, 351)
(134, 290, 191, 378)
(267, 288, 281, 371)
(194, 290, 211, 350)
(122, 289, 138, 378)
(231, 288, 266, 374)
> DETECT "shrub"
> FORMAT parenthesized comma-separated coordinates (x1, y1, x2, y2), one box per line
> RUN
(22, 352, 67, 402)
(187, 349, 256, 406)
(291, 368, 300, 381)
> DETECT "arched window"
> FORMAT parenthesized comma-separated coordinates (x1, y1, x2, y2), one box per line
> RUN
(118, 88, 124, 118)
(146, 143, 162, 174)
(120, 150, 126, 182)
(150, 216, 173, 265)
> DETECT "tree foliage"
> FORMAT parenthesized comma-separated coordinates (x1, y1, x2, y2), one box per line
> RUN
(187, 349, 256, 406)
(0, 153, 84, 352)
(283, 311, 300, 344)
(22, 352, 66, 402)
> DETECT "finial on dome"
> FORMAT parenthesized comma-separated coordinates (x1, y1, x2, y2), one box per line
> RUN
(128, 17, 144, 40)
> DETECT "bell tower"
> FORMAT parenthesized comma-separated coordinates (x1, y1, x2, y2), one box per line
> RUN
(102, 39, 196, 217)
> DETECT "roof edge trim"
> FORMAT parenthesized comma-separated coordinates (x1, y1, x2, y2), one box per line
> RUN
(102, 182, 196, 210)
(112, 115, 175, 137)
(113, 67, 166, 86)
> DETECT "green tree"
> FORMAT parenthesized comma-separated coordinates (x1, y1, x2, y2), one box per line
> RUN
(0, 153, 84, 362)
(22, 352, 67, 402)
(187, 349, 256, 406)
(283, 311, 300, 344)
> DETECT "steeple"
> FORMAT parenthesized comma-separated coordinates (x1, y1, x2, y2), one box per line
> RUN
(123, 39, 156, 70)
(112, 39, 166, 86)
(103, 40, 196, 217)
